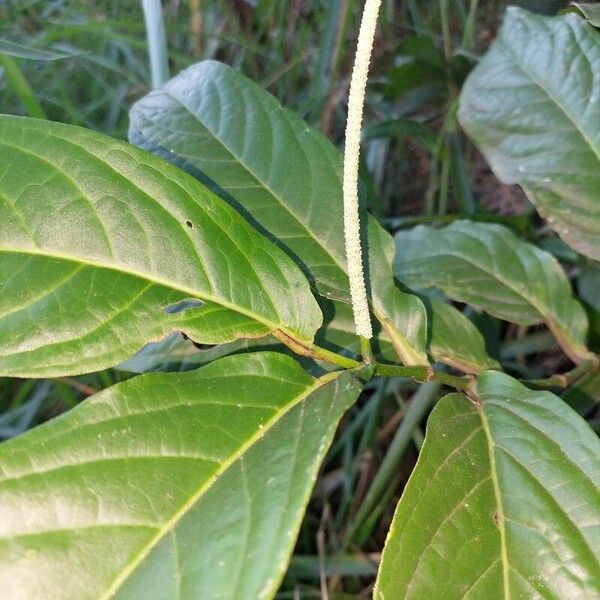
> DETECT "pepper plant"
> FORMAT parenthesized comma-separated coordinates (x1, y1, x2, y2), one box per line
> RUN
(0, 5, 599, 599)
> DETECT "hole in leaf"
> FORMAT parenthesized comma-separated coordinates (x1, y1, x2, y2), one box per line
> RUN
(164, 299, 203, 314)
(185, 220, 193, 228)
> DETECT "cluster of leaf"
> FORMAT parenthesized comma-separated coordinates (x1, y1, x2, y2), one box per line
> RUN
(0, 6, 599, 599)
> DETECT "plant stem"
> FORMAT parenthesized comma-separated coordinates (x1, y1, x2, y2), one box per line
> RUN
(360, 336, 374, 363)
(312, 345, 362, 370)
(274, 334, 473, 392)
(438, 0, 452, 63)
(141, 0, 169, 89)
(342, 0, 383, 340)
(373, 363, 472, 390)
(0, 54, 45, 118)
(462, 0, 480, 51)
(523, 360, 598, 391)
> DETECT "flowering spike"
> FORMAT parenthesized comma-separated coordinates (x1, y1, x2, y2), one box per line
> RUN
(343, 0, 382, 340)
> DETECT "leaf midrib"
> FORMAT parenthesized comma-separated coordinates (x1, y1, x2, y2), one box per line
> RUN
(478, 404, 511, 600)
(100, 368, 345, 599)
(0, 246, 289, 342)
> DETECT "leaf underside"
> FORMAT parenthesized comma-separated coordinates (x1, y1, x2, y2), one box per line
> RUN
(375, 371, 600, 599)
(0, 352, 361, 600)
(459, 7, 600, 260)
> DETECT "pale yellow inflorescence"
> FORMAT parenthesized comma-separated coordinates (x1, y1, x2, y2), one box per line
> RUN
(343, 0, 383, 340)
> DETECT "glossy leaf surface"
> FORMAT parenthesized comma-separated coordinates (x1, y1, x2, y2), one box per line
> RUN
(129, 60, 428, 365)
(394, 220, 591, 362)
(375, 371, 600, 599)
(459, 8, 600, 260)
(0, 116, 322, 377)
(0, 352, 361, 599)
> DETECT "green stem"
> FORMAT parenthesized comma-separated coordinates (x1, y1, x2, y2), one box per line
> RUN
(141, 0, 169, 89)
(275, 333, 473, 392)
(373, 363, 472, 390)
(438, 135, 451, 215)
(439, 0, 452, 63)
(523, 360, 598, 391)
(462, 0, 480, 51)
(360, 336, 374, 363)
(311, 345, 362, 370)
(0, 54, 45, 118)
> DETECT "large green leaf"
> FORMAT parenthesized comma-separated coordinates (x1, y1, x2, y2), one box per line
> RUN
(459, 8, 600, 260)
(394, 220, 592, 362)
(0, 115, 322, 377)
(375, 371, 600, 599)
(0, 352, 361, 599)
(128, 60, 428, 365)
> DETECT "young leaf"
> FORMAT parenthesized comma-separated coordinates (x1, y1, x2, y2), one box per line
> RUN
(394, 220, 592, 363)
(428, 299, 500, 373)
(0, 116, 322, 377)
(0, 352, 362, 599)
(459, 8, 600, 260)
(375, 371, 600, 599)
(129, 60, 428, 365)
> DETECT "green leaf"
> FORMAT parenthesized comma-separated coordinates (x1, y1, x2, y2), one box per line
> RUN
(0, 352, 362, 599)
(129, 60, 428, 365)
(568, 2, 600, 27)
(458, 8, 600, 261)
(0, 115, 322, 377)
(0, 38, 84, 61)
(394, 220, 592, 362)
(375, 371, 600, 599)
(428, 300, 500, 373)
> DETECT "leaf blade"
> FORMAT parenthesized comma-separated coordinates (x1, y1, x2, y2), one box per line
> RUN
(0, 115, 322, 377)
(375, 371, 600, 599)
(394, 220, 591, 362)
(0, 352, 362, 599)
(458, 8, 600, 260)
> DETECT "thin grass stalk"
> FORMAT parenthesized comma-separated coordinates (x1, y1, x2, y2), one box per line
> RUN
(141, 0, 169, 88)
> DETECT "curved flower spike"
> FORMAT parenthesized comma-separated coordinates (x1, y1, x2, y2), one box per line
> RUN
(343, 0, 383, 340)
